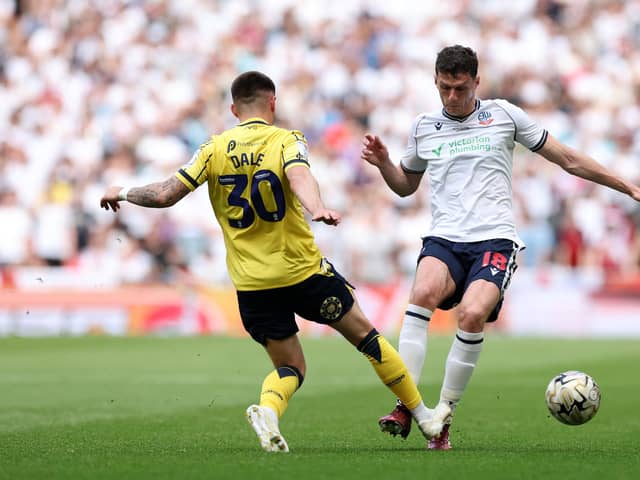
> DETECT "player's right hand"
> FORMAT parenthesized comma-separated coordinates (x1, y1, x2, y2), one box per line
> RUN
(361, 134, 390, 167)
(311, 209, 341, 226)
(100, 186, 124, 212)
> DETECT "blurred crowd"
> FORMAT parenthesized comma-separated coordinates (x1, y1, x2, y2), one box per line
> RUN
(1, 0, 640, 288)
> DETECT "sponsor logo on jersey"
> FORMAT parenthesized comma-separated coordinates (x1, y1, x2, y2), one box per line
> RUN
(227, 140, 237, 153)
(432, 143, 444, 156)
(435, 122, 443, 130)
(447, 135, 491, 154)
(478, 111, 494, 126)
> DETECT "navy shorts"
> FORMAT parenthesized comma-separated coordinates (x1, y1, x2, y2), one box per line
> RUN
(237, 259, 355, 345)
(418, 236, 520, 322)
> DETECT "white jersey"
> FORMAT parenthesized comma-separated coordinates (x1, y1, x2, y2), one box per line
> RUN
(400, 98, 548, 246)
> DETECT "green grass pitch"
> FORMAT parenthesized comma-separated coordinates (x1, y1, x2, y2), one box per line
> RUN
(1, 335, 639, 480)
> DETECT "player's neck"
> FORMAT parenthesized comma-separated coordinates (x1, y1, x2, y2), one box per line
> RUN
(443, 98, 478, 119)
(237, 111, 274, 124)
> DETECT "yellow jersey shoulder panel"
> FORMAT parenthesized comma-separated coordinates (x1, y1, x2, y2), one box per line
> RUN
(175, 138, 215, 190)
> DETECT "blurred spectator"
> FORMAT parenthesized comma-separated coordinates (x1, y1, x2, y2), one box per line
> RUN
(556, 209, 585, 269)
(0, 187, 33, 266)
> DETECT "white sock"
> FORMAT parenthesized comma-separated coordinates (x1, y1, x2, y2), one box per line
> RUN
(398, 304, 432, 384)
(409, 401, 433, 424)
(440, 329, 484, 410)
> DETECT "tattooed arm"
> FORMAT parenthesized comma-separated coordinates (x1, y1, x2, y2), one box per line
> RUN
(100, 176, 191, 212)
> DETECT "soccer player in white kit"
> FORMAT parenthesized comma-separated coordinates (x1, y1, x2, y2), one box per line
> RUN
(361, 45, 640, 450)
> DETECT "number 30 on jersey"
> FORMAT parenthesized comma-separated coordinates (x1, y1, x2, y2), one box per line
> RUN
(218, 170, 285, 228)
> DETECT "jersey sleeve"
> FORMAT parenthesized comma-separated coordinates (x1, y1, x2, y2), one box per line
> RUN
(399, 114, 428, 173)
(282, 130, 310, 171)
(175, 140, 213, 191)
(495, 99, 548, 152)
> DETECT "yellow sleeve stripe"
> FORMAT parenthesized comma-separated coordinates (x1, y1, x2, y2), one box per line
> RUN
(283, 158, 310, 169)
(176, 169, 198, 190)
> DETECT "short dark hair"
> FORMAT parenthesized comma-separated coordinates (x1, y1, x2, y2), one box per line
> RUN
(435, 45, 478, 78)
(231, 71, 276, 104)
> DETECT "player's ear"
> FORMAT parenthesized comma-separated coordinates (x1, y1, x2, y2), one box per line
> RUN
(230, 103, 239, 119)
(269, 94, 276, 112)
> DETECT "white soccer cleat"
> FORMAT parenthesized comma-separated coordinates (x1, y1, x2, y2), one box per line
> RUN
(417, 402, 452, 440)
(246, 405, 289, 453)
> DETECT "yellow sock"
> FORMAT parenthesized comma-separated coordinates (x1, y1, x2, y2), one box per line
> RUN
(358, 329, 423, 410)
(259, 365, 303, 418)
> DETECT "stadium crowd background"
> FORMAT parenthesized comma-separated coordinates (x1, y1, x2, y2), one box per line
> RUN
(1, 0, 639, 289)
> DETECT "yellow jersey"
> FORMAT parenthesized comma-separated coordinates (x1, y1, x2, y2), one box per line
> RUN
(175, 118, 323, 290)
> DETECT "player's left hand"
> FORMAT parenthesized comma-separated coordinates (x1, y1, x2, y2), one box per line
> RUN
(312, 209, 341, 226)
(361, 134, 390, 168)
(100, 186, 124, 212)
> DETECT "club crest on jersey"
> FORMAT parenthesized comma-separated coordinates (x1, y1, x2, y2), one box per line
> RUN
(478, 111, 493, 126)
(296, 141, 308, 160)
(320, 296, 342, 321)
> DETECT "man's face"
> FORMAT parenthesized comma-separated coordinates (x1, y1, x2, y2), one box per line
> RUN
(435, 72, 479, 117)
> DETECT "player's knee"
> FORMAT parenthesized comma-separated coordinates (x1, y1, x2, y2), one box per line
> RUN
(332, 303, 375, 347)
(456, 305, 487, 332)
(409, 287, 440, 311)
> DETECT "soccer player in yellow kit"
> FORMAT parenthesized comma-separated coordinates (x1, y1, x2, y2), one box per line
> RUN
(100, 71, 439, 452)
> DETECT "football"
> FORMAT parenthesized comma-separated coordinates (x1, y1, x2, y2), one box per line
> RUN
(545, 371, 601, 425)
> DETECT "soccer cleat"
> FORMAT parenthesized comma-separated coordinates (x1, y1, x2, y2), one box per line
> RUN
(246, 405, 289, 453)
(427, 423, 451, 450)
(417, 401, 452, 440)
(378, 402, 412, 439)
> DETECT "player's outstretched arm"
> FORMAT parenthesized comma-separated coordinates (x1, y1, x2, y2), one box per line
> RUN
(361, 134, 422, 197)
(539, 134, 640, 202)
(100, 176, 191, 212)
(285, 165, 340, 226)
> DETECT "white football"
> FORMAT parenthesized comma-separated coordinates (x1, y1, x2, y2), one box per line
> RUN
(545, 371, 601, 425)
